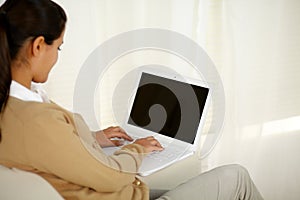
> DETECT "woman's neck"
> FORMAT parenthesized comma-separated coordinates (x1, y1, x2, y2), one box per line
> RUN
(11, 61, 33, 89)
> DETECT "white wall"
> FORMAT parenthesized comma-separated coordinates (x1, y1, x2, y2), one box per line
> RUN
(47, 0, 199, 111)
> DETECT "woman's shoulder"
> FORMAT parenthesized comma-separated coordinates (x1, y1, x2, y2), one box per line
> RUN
(4, 97, 72, 122)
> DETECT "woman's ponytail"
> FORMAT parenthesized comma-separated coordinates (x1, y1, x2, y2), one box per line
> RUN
(0, 10, 12, 113)
(0, 10, 12, 142)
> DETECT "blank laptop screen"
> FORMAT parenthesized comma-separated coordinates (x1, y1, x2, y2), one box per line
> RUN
(128, 72, 209, 144)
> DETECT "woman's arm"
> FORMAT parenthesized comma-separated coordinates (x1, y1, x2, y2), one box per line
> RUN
(23, 106, 144, 193)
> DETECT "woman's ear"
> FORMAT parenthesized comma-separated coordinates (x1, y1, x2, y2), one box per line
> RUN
(32, 36, 46, 57)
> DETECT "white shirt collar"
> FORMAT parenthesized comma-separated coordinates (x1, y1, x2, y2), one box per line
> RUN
(9, 81, 49, 103)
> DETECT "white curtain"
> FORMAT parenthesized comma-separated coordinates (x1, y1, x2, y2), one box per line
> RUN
(199, 1, 300, 200)
(13, 0, 299, 199)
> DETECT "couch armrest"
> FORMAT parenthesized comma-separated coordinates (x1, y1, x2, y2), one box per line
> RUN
(0, 165, 63, 200)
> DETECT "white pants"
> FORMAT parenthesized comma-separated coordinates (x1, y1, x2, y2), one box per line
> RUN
(151, 164, 264, 200)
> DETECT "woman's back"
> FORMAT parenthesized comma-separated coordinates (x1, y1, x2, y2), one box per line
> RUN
(0, 96, 148, 200)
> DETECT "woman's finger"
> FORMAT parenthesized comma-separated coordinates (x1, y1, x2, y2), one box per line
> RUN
(149, 138, 163, 148)
(110, 139, 124, 146)
(102, 126, 133, 140)
(105, 131, 133, 141)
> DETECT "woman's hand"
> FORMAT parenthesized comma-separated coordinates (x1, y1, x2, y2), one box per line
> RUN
(134, 136, 164, 153)
(94, 126, 133, 147)
(95, 126, 164, 153)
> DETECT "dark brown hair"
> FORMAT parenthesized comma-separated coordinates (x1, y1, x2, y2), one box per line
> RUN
(0, 0, 67, 140)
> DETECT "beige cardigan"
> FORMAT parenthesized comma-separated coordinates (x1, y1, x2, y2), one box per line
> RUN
(0, 97, 149, 200)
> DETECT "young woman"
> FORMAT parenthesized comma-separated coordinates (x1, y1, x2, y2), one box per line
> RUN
(0, 0, 264, 199)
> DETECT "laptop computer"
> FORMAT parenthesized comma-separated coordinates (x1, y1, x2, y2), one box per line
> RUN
(103, 69, 210, 176)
